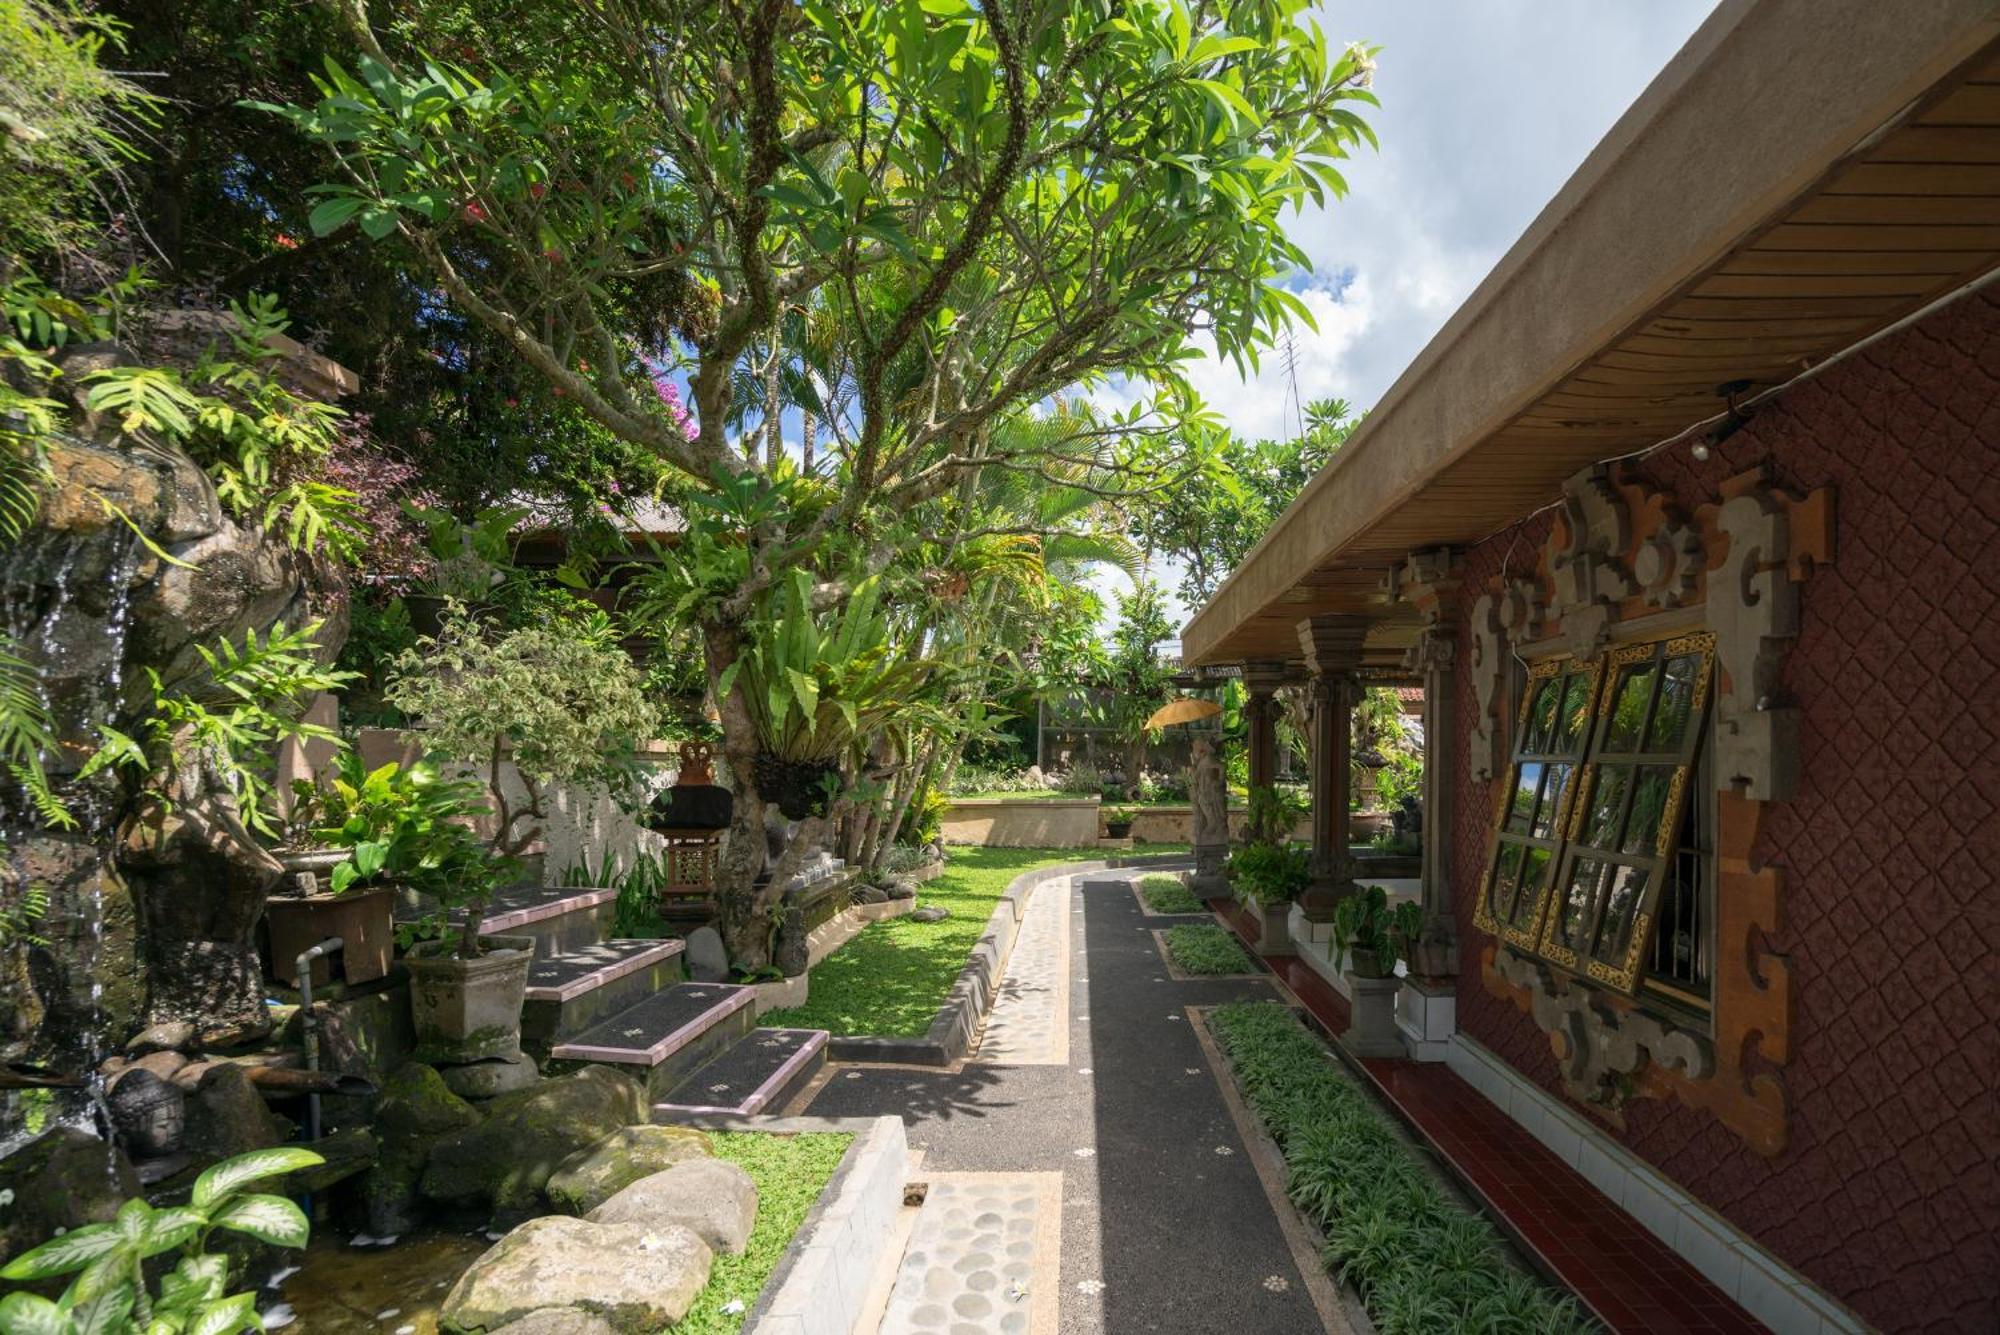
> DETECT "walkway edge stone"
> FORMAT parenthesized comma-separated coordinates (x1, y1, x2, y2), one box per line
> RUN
(742, 1114, 908, 1335)
(828, 855, 1190, 1066)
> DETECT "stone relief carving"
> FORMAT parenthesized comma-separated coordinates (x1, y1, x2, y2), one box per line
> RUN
(1466, 591, 1508, 782)
(1710, 485, 1801, 801)
(1488, 945, 1713, 1109)
(1548, 464, 1638, 657)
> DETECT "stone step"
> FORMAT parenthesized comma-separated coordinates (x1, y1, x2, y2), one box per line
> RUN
(519, 938, 687, 1055)
(398, 883, 619, 959)
(652, 1028, 828, 1118)
(549, 982, 758, 1100)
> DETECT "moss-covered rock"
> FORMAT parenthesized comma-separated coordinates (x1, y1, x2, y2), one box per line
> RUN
(441, 1216, 710, 1334)
(0, 1127, 139, 1265)
(543, 1125, 714, 1216)
(360, 1062, 482, 1235)
(420, 1067, 644, 1225)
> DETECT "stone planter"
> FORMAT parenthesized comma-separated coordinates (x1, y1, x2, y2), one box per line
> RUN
(1341, 970, 1405, 1058)
(405, 935, 535, 1063)
(1253, 900, 1294, 954)
(265, 850, 395, 987)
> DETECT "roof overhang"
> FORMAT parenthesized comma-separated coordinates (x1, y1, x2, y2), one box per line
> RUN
(1183, 0, 2000, 667)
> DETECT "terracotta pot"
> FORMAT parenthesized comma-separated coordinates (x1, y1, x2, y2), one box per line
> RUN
(404, 934, 535, 1064)
(264, 854, 396, 987)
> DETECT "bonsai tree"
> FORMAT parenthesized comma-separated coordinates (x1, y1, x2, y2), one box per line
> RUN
(384, 605, 660, 957)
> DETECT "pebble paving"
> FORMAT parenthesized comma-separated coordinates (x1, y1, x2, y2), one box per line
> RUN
(807, 871, 1347, 1334)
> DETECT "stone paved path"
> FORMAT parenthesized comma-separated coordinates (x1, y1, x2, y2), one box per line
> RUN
(804, 871, 1352, 1335)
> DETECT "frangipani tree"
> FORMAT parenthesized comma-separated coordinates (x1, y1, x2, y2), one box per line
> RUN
(268, 0, 1376, 958)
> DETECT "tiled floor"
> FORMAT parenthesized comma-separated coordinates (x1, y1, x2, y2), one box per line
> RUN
(1206, 897, 1767, 1335)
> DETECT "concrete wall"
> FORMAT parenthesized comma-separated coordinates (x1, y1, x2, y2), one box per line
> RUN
(1447, 292, 2000, 1332)
(938, 799, 1101, 848)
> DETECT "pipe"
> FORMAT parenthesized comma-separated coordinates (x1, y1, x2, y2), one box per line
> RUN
(293, 936, 344, 1144)
(245, 1068, 377, 1098)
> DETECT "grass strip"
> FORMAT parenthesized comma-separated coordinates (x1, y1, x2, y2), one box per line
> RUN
(1209, 1001, 1598, 1334)
(1139, 874, 1204, 914)
(675, 1130, 855, 1333)
(764, 846, 1081, 1037)
(1165, 923, 1255, 975)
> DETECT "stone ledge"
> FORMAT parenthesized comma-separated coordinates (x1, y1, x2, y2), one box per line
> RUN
(829, 858, 1166, 1066)
(743, 1114, 908, 1335)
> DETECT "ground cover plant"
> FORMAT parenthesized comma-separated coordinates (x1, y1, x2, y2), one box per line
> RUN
(1140, 875, 1205, 914)
(1165, 923, 1254, 975)
(763, 848, 1078, 1036)
(1209, 1001, 1598, 1335)
(677, 1131, 853, 1334)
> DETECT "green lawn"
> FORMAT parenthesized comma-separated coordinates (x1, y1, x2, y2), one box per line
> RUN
(763, 847, 1085, 1037)
(676, 1131, 854, 1333)
(1164, 923, 1254, 974)
(1139, 874, 1204, 913)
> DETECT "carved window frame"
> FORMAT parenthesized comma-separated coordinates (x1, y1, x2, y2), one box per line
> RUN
(1535, 633, 1716, 996)
(1471, 654, 1602, 953)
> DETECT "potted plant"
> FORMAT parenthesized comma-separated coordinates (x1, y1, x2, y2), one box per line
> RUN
(1225, 840, 1309, 952)
(266, 752, 497, 988)
(383, 603, 658, 1061)
(1329, 884, 1424, 1057)
(1103, 804, 1136, 839)
(398, 503, 524, 636)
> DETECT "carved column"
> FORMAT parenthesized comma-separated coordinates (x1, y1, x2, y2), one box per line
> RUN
(1393, 549, 1464, 983)
(1296, 617, 1369, 918)
(1240, 662, 1286, 799)
(1188, 731, 1230, 896)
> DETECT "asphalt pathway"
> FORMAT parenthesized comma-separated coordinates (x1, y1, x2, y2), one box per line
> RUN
(803, 870, 1341, 1335)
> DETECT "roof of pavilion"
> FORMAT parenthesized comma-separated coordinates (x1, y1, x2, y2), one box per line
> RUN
(1181, 0, 2000, 669)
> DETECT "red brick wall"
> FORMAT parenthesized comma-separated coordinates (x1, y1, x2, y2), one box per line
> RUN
(1449, 289, 2000, 1333)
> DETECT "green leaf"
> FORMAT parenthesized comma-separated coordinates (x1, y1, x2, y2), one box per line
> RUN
(0, 1224, 121, 1281)
(306, 197, 364, 236)
(188, 1294, 258, 1335)
(1190, 78, 1260, 127)
(207, 1193, 310, 1249)
(67, 1291, 135, 1335)
(192, 1147, 325, 1209)
(0, 1291, 71, 1335)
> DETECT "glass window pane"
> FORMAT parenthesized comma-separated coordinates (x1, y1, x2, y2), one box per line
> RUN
(1622, 765, 1676, 855)
(1604, 661, 1656, 752)
(1557, 858, 1603, 949)
(1593, 865, 1651, 967)
(1646, 654, 1700, 751)
(1556, 672, 1595, 751)
(1507, 763, 1543, 833)
(1490, 843, 1523, 920)
(1526, 678, 1560, 752)
(1582, 765, 1629, 848)
(1531, 762, 1575, 839)
(1511, 845, 1552, 930)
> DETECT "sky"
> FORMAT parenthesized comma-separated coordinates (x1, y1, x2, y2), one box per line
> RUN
(1115, 0, 1724, 635)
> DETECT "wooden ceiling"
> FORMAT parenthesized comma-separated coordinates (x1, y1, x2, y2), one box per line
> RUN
(1194, 37, 2000, 666)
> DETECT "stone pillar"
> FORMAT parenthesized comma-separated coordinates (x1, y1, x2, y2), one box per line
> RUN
(1240, 662, 1287, 797)
(1387, 549, 1464, 1061)
(1296, 616, 1370, 919)
(1188, 732, 1229, 896)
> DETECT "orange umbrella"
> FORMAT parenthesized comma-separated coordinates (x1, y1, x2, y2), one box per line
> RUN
(1145, 697, 1223, 729)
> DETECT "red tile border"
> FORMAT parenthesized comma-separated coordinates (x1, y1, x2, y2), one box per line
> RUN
(1203, 895, 1767, 1334)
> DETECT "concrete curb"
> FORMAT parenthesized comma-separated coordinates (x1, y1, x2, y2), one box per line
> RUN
(828, 856, 1191, 1066)
(743, 1114, 908, 1335)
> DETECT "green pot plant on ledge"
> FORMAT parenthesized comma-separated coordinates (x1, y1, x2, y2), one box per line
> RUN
(1102, 804, 1137, 839)
(383, 603, 659, 1063)
(1225, 784, 1311, 951)
(1330, 883, 1424, 1057)
(269, 752, 499, 991)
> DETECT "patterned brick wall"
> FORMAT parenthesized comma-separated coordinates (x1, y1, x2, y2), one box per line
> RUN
(1450, 290, 2000, 1333)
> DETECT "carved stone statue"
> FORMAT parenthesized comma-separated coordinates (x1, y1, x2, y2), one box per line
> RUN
(1189, 735, 1228, 893)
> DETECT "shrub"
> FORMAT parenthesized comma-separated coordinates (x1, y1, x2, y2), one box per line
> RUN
(1165, 923, 1253, 975)
(1054, 763, 1104, 795)
(1139, 874, 1203, 914)
(1227, 841, 1310, 907)
(1209, 1002, 1597, 1334)
(899, 788, 949, 846)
